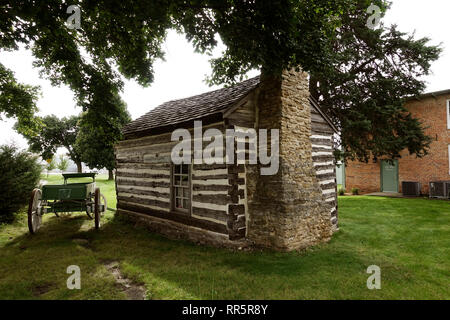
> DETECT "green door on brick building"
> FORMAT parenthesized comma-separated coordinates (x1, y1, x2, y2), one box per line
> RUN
(381, 160, 399, 192)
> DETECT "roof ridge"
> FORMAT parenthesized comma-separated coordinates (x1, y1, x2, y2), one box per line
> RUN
(123, 75, 261, 135)
(122, 75, 336, 137)
(159, 76, 261, 106)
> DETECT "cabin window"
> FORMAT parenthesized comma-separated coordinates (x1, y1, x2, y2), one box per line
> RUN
(171, 164, 191, 213)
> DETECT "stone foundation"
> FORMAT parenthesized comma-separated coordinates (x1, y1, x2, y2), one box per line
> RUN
(117, 209, 251, 250)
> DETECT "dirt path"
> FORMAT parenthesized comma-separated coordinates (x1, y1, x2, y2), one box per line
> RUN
(104, 261, 146, 300)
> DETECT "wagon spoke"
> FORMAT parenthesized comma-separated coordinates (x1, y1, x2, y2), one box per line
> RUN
(28, 189, 42, 234)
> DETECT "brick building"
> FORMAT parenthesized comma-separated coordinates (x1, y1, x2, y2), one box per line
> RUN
(346, 89, 450, 195)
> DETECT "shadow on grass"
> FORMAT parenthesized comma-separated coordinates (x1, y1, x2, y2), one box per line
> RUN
(4, 213, 91, 250)
(86, 214, 371, 299)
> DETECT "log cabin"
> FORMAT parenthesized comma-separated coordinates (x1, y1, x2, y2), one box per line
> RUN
(115, 69, 339, 251)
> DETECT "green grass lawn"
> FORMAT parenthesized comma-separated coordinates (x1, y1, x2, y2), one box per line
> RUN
(0, 184, 448, 299)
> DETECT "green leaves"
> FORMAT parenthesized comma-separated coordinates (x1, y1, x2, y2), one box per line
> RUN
(16, 93, 129, 174)
(0, 63, 41, 134)
(204, 0, 350, 85)
(75, 95, 131, 171)
(311, 0, 440, 162)
(2, 1, 350, 107)
(57, 154, 69, 172)
(0, 144, 42, 222)
(1, 0, 441, 161)
(17, 115, 83, 168)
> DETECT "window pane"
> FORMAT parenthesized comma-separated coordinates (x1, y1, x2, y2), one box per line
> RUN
(172, 164, 191, 212)
(175, 197, 182, 209)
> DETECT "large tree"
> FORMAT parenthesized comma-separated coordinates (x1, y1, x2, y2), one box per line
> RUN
(309, 0, 441, 162)
(17, 115, 84, 173)
(1, 1, 345, 116)
(75, 96, 131, 180)
(1, 1, 441, 161)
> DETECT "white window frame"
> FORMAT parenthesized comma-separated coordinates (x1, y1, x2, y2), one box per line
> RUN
(447, 100, 450, 129)
(171, 163, 192, 215)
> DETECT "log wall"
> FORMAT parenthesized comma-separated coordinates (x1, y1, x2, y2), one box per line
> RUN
(310, 105, 339, 231)
(115, 121, 249, 239)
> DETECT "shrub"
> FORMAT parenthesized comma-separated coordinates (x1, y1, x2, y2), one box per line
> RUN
(46, 157, 57, 177)
(351, 187, 360, 195)
(338, 187, 346, 196)
(57, 154, 69, 173)
(0, 144, 42, 223)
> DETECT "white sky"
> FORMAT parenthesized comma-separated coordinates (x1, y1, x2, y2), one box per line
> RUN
(0, 0, 449, 150)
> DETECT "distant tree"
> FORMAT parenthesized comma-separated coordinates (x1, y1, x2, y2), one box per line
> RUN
(46, 157, 57, 177)
(57, 155, 69, 173)
(75, 96, 131, 180)
(17, 115, 84, 173)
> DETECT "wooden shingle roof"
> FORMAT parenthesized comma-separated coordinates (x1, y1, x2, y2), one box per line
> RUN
(123, 76, 260, 136)
(123, 75, 338, 137)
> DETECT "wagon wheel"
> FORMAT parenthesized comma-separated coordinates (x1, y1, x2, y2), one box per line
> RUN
(99, 193, 107, 217)
(28, 189, 42, 234)
(86, 199, 94, 219)
(86, 210, 93, 219)
(94, 188, 101, 229)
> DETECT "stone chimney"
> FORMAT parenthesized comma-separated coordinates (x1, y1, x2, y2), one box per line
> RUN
(247, 68, 333, 251)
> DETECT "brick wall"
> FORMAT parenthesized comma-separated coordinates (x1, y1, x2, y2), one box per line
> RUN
(346, 93, 450, 194)
(346, 160, 380, 194)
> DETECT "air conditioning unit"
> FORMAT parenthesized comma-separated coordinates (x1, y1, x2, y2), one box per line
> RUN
(445, 182, 450, 199)
(429, 181, 450, 199)
(402, 181, 421, 197)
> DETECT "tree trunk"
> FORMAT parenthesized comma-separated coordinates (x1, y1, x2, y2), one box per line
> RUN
(108, 169, 114, 180)
(76, 161, 82, 173)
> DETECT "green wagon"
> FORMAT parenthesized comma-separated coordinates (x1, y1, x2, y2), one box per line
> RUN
(27, 173, 107, 234)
